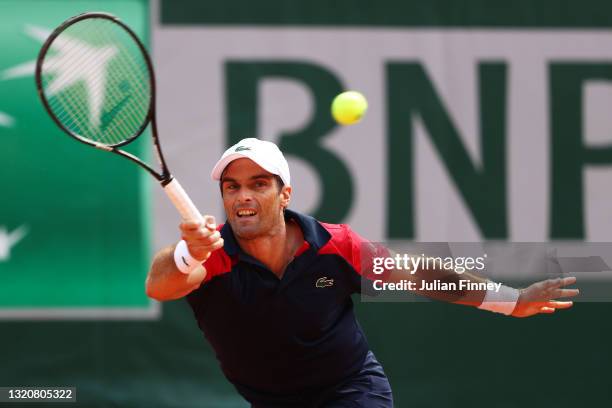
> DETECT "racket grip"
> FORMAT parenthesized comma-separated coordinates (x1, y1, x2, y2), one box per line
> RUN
(163, 178, 204, 222)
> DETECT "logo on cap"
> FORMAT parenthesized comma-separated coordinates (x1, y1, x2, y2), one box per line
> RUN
(235, 146, 251, 152)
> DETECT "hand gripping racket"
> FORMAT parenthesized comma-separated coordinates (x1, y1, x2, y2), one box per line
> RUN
(35, 12, 203, 223)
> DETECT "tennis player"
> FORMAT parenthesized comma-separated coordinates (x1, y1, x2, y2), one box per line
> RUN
(146, 138, 578, 407)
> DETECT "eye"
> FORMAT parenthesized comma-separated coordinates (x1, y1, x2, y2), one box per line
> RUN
(255, 180, 268, 188)
(225, 183, 238, 191)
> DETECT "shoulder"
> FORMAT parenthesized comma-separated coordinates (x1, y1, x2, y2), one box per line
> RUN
(316, 221, 390, 278)
(319, 222, 366, 248)
(317, 222, 368, 274)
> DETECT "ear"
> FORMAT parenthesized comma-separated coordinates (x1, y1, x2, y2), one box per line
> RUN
(280, 185, 292, 209)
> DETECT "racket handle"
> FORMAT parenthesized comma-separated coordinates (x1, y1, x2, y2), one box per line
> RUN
(163, 178, 204, 222)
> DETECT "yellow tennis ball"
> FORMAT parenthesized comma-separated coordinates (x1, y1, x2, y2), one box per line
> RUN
(331, 91, 368, 125)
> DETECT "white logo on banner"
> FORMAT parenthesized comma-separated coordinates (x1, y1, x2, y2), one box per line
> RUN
(0, 225, 28, 261)
(1, 25, 118, 129)
(0, 112, 14, 128)
(0, 25, 45, 128)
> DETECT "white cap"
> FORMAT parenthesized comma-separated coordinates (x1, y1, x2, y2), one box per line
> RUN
(210, 138, 291, 186)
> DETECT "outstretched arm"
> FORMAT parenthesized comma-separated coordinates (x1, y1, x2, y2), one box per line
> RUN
(379, 252, 579, 317)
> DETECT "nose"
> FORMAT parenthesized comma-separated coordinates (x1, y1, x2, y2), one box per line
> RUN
(235, 188, 253, 204)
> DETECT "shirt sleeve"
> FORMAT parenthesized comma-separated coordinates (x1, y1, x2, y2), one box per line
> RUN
(202, 247, 233, 283)
(320, 223, 391, 295)
(346, 226, 392, 295)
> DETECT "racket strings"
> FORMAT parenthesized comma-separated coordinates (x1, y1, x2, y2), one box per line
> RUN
(43, 25, 112, 135)
(62, 20, 151, 141)
(40, 17, 151, 146)
(100, 46, 151, 142)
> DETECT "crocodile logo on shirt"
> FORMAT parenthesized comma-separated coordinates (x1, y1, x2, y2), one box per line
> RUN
(315, 277, 334, 288)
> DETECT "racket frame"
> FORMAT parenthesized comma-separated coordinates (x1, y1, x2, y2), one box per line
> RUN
(35, 11, 172, 184)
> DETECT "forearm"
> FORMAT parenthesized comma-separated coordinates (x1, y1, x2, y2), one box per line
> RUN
(368, 250, 573, 317)
(145, 245, 207, 301)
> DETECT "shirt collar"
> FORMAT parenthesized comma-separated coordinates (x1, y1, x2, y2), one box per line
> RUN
(220, 209, 331, 258)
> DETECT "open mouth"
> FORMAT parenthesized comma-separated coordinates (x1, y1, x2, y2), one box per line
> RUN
(236, 209, 257, 218)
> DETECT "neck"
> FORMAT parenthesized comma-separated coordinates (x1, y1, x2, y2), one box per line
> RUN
(236, 216, 302, 278)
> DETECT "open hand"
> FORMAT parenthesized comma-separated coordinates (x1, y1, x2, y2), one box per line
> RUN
(512, 277, 579, 317)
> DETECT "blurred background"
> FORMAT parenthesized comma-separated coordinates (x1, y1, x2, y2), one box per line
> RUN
(2, 0, 612, 406)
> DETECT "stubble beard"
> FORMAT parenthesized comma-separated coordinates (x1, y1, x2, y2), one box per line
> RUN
(231, 208, 285, 241)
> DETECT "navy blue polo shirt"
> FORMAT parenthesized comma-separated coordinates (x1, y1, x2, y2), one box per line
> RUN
(186, 209, 385, 401)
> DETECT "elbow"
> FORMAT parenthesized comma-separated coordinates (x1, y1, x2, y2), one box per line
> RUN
(145, 276, 165, 301)
(145, 287, 159, 301)
(146, 286, 170, 302)
(145, 276, 192, 301)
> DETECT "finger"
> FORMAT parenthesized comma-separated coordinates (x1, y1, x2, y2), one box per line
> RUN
(546, 276, 577, 289)
(181, 231, 213, 242)
(543, 277, 563, 288)
(180, 221, 204, 231)
(186, 232, 223, 249)
(559, 276, 577, 287)
(552, 288, 580, 298)
(208, 237, 224, 251)
(208, 230, 222, 241)
(540, 307, 555, 313)
(204, 215, 217, 231)
(189, 238, 224, 258)
(547, 301, 573, 309)
(180, 225, 210, 239)
(183, 229, 219, 244)
(198, 231, 222, 245)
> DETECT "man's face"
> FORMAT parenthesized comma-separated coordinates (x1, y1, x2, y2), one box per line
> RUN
(220, 158, 291, 240)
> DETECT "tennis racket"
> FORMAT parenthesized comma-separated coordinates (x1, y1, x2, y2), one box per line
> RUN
(35, 12, 203, 223)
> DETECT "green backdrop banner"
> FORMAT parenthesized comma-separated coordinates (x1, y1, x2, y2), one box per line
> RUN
(0, 0, 152, 317)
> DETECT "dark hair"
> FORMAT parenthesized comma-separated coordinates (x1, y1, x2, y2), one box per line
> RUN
(219, 174, 285, 196)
